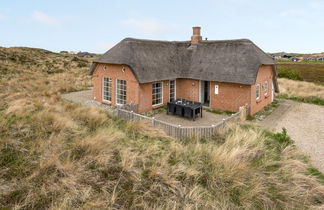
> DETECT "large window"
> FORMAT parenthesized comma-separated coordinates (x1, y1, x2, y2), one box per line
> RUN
(264, 81, 268, 96)
(116, 79, 126, 105)
(152, 82, 163, 106)
(169, 80, 176, 102)
(256, 84, 261, 100)
(102, 77, 112, 102)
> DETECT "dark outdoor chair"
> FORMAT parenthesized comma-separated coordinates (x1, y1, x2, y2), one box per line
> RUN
(176, 98, 187, 104)
(194, 102, 202, 117)
(175, 105, 183, 116)
(176, 98, 182, 103)
(183, 106, 193, 119)
(167, 102, 176, 114)
(186, 100, 193, 105)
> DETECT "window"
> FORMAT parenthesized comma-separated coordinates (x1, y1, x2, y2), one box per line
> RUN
(116, 79, 126, 105)
(152, 82, 163, 106)
(264, 81, 268, 96)
(102, 77, 112, 101)
(256, 84, 261, 100)
(169, 80, 176, 102)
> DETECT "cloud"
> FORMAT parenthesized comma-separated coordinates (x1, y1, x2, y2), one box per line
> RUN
(31, 11, 61, 26)
(121, 18, 169, 36)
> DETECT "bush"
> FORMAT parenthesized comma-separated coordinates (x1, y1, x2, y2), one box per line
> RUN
(272, 128, 292, 144)
(278, 67, 303, 81)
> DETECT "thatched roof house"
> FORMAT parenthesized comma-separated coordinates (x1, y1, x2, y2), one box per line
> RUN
(90, 27, 278, 114)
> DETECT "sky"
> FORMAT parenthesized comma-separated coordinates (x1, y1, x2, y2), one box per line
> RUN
(0, 0, 323, 53)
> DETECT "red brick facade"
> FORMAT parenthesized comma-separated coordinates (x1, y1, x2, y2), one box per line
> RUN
(250, 65, 274, 114)
(176, 79, 200, 102)
(92, 63, 274, 115)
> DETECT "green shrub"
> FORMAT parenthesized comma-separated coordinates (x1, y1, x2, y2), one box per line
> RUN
(278, 67, 303, 81)
(271, 128, 293, 148)
(306, 167, 324, 184)
(246, 115, 255, 121)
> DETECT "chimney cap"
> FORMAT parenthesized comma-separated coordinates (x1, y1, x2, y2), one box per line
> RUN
(191, 26, 202, 44)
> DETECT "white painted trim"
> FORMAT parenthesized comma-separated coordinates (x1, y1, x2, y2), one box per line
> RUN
(264, 81, 269, 96)
(169, 80, 176, 102)
(256, 83, 261, 100)
(199, 80, 202, 102)
(102, 77, 112, 103)
(152, 81, 163, 107)
(116, 79, 127, 106)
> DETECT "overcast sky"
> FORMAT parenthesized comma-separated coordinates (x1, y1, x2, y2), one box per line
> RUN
(0, 0, 323, 53)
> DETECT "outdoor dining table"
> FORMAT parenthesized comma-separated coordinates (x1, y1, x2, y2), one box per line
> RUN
(167, 99, 203, 121)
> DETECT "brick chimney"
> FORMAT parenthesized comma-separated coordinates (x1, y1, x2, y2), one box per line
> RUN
(191, 26, 202, 44)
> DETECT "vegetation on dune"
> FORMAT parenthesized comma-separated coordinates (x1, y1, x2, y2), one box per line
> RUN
(277, 66, 303, 81)
(0, 47, 324, 209)
(277, 78, 324, 105)
(277, 63, 324, 84)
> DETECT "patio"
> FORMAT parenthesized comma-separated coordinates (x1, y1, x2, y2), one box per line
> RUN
(154, 109, 228, 126)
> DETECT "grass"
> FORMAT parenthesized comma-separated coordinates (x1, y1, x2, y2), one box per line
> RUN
(0, 46, 324, 209)
(247, 100, 280, 121)
(144, 105, 167, 117)
(277, 78, 324, 105)
(277, 63, 324, 84)
(206, 108, 236, 115)
(277, 94, 324, 106)
(307, 168, 324, 184)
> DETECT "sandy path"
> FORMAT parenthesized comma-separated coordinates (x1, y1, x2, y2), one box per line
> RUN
(257, 100, 324, 172)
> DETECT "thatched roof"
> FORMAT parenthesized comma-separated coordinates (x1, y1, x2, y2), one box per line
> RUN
(90, 38, 278, 91)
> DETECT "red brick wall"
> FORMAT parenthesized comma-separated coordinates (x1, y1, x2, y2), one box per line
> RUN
(209, 82, 251, 112)
(92, 63, 139, 106)
(209, 65, 274, 114)
(137, 80, 170, 113)
(92, 63, 274, 115)
(176, 78, 200, 101)
(250, 65, 274, 114)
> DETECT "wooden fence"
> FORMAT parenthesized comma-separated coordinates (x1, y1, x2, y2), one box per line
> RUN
(117, 108, 244, 139)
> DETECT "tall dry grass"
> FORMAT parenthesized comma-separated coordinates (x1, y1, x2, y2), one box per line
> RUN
(278, 78, 324, 99)
(0, 47, 324, 209)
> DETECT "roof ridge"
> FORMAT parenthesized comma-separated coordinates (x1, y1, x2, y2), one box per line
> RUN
(123, 37, 253, 44)
(123, 37, 189, 44)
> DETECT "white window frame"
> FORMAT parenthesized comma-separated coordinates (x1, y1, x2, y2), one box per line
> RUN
(264, 81, 269, 96)
(152, 82, 163, 106)
(256, 84, 261, 100)
(169, 80, 176, 102)
(102, 77, 112, 102)
(116, 79, 127, 105)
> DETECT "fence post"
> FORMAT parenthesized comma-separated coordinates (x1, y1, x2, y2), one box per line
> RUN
(240, 106, 247, 121)
(152, 117, 155, 126)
